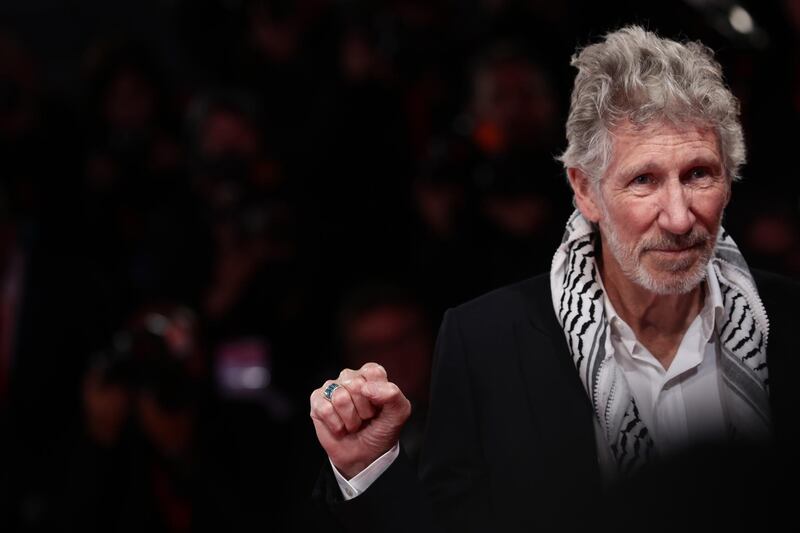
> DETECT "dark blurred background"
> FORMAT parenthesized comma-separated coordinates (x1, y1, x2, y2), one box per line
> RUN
(0, 0, 798, 531)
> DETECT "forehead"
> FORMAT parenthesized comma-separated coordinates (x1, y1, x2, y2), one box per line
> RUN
(605, 121, 722, 179)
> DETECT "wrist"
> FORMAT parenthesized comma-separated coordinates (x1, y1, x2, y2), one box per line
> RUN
(331, 443, 399, 480)
(332, 459, 372, 480)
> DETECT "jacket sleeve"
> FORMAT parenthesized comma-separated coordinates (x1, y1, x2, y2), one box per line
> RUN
(315, 444, 430, 533)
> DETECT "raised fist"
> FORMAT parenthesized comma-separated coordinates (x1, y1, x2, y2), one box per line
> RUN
(310, 362, 411, 479)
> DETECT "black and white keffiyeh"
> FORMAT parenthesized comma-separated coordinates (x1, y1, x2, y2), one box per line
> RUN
(550, 210, 771, 476)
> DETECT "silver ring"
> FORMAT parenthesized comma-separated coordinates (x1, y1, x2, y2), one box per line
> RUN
(323, 382, 341, 402)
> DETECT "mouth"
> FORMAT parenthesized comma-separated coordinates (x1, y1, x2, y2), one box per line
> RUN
(646, 242, 705, 254)
(650, 247, 696, 254)
(643, 243, 707, 272)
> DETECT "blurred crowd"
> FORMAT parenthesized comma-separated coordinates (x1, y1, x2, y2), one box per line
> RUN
(1, 0, 799, 531)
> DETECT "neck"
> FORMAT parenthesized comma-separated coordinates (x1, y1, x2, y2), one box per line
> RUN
(598, 241, 705, 369)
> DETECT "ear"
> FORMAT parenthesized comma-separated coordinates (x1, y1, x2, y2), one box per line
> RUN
(567, 168, 602, 223)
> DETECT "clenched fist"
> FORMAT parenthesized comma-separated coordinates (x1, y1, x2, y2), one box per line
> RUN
(310, 362, 412, 479)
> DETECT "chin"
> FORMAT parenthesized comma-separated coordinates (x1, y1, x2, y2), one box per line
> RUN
(631, 262, 709, 295)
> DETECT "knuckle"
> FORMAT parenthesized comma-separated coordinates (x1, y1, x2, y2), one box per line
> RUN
(332, 391, 350, 409)
(363, 363, 387, 380)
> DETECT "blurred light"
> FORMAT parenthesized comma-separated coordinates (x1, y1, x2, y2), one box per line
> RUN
(729, 5, 754, 34)
(145, 313, 169, 335)
(221, 365, 271, 393)
(241, 366, 269, 389)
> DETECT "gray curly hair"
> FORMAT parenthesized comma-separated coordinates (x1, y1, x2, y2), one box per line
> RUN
(557, 25, 746, 184)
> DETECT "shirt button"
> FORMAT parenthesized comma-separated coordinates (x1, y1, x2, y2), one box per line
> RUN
(345, 487, 355, 498)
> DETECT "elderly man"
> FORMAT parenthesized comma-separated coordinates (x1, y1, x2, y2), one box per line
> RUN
(310, 26, 798, 532)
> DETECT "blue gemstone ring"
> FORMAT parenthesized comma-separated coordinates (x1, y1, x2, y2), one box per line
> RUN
(323, 382, 341, 402)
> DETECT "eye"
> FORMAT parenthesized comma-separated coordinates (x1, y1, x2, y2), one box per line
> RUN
(630, 174, 654, 186)
(688, 167, 710, 179)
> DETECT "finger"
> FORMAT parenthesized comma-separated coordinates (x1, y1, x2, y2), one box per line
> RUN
(340, 376, 376, 420)
(309, 386, 346, 436)
(359, 362, 388, 382)
(329, 383, 363, 433)
(310, 413, 337, 446)
(337, 368, 360, 383)
(362, 381, 409, 410)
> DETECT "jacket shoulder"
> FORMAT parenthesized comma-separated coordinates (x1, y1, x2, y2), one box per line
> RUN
(752, 269, 800, 300)
(449, 272, 553, 330)
(752, 268, 800, 332)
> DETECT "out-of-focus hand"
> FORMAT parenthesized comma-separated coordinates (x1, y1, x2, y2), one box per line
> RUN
(310, 362, 411, 479)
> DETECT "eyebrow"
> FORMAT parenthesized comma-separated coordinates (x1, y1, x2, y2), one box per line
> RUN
(618, 156, 722, 179)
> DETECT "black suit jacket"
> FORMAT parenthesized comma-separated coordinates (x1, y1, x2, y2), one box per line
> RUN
(319, 270, 800, 532)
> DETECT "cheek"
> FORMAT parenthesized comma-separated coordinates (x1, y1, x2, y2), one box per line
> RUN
(692, 190, 728, 226)
(604, 201, 660, 235)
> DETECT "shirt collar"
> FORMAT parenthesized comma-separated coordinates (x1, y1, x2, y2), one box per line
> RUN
(598, 262, 724, 365)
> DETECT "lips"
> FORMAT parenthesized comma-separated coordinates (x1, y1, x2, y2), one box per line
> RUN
(644, 244, 706, 272)
(650, 246, 698, 253)
(646, 240, 705, 254)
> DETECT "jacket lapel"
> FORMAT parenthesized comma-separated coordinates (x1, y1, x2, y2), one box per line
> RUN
(512, 275, 601, 491)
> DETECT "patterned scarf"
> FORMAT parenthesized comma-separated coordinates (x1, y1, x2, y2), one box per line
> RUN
(550, 210, 771, 476)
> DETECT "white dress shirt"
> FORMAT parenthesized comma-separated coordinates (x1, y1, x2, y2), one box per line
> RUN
(593, 264, 727, 479)
(334, 264, 728, 498)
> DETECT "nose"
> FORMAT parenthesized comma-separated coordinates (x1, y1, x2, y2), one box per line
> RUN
(657, 181, 695, 235)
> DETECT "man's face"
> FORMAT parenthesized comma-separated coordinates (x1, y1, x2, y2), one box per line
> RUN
(587, 121, 730, 294)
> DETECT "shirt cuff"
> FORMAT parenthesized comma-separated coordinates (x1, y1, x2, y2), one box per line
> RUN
(330, 442, 400, 501)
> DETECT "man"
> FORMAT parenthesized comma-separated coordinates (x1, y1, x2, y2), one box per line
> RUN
(310, 26, 799, 532)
